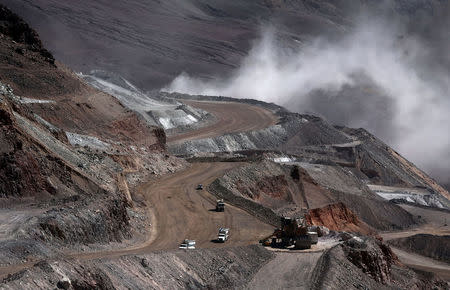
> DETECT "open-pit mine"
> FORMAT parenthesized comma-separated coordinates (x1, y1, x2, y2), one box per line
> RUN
(0, 1, 449, 289)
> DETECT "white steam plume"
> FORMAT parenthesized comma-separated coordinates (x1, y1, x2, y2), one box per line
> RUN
(164, 18, 450, 183)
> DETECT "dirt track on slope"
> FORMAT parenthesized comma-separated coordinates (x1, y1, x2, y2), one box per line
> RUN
(167, 100, 278, 143)
(381, 204, 450, 281)
(137, 162, 274, 250)
(70, 162, 274, 260)
(0, 162, 274, 278)
(392, 247, 450, 281)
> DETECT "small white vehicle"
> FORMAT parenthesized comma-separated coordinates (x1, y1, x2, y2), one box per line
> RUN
(217, 228, 229, 243)
(179, 239, 196, 249)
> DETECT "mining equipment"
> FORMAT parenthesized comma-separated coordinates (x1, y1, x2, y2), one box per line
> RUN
(179, 239, 196, 249)
(216, 199, 225, 212)
(217, 228, 229, 242)
(267, 217, 318, 249)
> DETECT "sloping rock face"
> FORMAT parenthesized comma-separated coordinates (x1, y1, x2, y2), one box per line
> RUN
(312, 237, 448, 289)
(389, 234, 450, 262)
(0, 246, 273, 289)
(342, 127, 450, 207)
(306, 203, 375, 235)
(172, 94, 449, 215)
(343, 238, 399, 283)
(0, 97, 81, 198)
(0, 5, 164, 152)
(0, 6, 179, 266)
(213, 160, 300, 214)
(0, 5, 54, 64)
(211, 159, 417, 231)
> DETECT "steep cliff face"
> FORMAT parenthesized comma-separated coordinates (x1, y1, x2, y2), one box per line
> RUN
(0, 99, 68, 198)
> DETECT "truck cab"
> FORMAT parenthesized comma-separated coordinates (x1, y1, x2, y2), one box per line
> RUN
(216, 199, 225, 212)
(179, 239, 196, 249)
(217, 228, 229, 242)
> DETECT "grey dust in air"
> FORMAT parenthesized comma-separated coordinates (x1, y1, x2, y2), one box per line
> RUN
(164, 11, 450, 185)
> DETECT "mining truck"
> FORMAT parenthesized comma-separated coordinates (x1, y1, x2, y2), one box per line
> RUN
(269, 217, 318, 249)
(179, 239, 196, 249)
(217, 228, 229, 242)
(216, 199, 225, 212)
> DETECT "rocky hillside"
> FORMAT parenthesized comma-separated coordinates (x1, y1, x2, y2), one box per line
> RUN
(0, 245, 273, 289)
(209, 158, 419, 231)
(312, 236, 447, 289)
(0, 4, 185, 268)
(389, 234, 450, 262)
(0, 3, 449, 289)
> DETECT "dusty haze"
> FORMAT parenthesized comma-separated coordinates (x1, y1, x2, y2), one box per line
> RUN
(166, 12, 450, 185)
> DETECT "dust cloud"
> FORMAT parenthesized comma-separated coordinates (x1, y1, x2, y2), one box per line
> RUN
(165, 13, 450, 184)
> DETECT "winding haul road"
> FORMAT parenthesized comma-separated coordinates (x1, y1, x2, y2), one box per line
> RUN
(167, 100, 278, 143)
(145, 100, 277, 250)
(83, 100, 277, 255)
(0, 99, 278, 278)
(2, 99, 449, 284)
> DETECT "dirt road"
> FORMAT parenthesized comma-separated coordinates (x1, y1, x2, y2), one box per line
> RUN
(167, 100, 278, 143)
(138, 162, 274, 250)
(392, 247, 450, 281)
(0, 163, 275, 278)
(381, 204, 450, 281)
(65, 162, 274, 262)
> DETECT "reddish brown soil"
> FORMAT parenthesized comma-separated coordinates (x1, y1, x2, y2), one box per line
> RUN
(306, 202, 376, 235)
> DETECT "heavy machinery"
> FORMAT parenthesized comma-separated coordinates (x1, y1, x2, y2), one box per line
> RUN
(217, 228, 229, 242)
(268, 217, 318, 249)
(179, 239, 196, 249)
(216, 199, 225, 212)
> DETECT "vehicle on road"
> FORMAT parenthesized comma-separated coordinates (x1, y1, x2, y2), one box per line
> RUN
(217, 228, 229, 242)
(196, 184, 203, 190)
(216, 199, 225, 212)
(179, 239, 196, 249)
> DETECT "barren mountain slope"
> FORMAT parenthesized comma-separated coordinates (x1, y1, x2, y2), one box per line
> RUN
(0, 3, 449, 289)
(0, 5, 185, 272)
(3, 0, 446, 90)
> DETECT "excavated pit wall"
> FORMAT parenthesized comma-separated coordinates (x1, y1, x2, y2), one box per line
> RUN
(0, 245, 274, 289)
(168, 112, 348, 156)
(311, 237, 448, 290)
(165, 93, 353, 156)
(210, 159, 417, 231)
(209, 179, 281, 227)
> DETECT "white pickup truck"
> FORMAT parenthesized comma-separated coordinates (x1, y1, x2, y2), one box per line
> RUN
(179, 239, 196, 249)
(217, 228, 229, 243)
